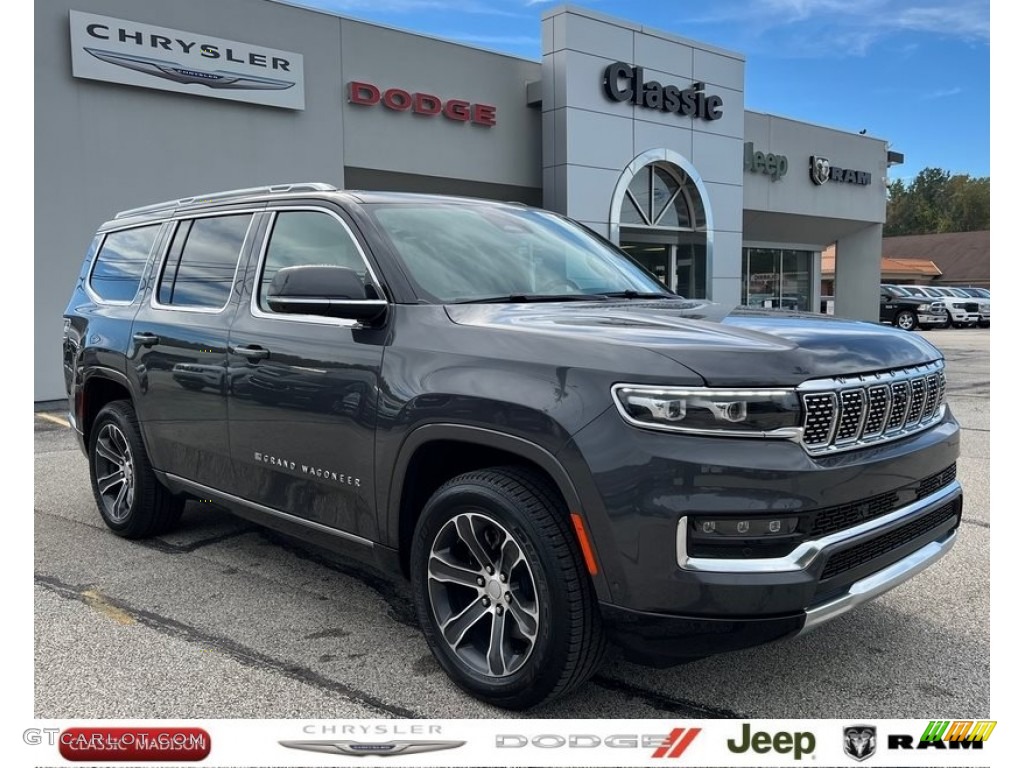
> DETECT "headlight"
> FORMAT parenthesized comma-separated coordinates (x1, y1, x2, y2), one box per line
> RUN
(612, 385, 801, 436)
(952, 302, 965, 309)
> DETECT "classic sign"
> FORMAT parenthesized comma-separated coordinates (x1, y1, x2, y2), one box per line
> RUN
(602, 62, 724, 121)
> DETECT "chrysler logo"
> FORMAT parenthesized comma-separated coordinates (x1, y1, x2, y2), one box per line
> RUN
(85, 48, 295, 91)
(810, 155, 831, 186)
(843, 725, 877, 761)
(279, 740, 465, 757)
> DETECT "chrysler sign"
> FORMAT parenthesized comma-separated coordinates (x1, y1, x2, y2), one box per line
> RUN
(69, 11, 305, 110)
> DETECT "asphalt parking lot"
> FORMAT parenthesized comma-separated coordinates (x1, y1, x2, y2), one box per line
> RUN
(34, 327, 989, 720)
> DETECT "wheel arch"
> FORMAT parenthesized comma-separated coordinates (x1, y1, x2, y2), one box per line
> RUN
(79, 367, 134, 446)
(386, 425, 609, 599)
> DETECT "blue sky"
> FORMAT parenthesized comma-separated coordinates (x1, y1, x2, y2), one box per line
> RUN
(291, 0, 990, 182)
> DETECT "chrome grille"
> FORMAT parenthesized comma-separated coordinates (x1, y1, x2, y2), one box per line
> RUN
(863, 386, 889, 436)
(835, 390, 866, 442)
(799, 361, 946, 454)
(803, 393, 837, 446)
(906, 378, 926, 425)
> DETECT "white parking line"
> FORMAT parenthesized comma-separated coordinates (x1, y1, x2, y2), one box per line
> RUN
(36, 412, 70, 428)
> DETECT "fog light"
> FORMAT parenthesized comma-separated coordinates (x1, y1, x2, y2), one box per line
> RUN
(690, 516, 799, 538)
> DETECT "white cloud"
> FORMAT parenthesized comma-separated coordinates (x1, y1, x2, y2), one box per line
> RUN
(683, 0, 989, 56)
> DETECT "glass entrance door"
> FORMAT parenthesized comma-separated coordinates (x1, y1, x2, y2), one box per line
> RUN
(623, 243, 672, 288)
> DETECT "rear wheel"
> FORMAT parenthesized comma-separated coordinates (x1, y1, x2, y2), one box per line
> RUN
(410, 466, 605, 709)
(894, 310, 917, 331)
(88, 400, 184, 538)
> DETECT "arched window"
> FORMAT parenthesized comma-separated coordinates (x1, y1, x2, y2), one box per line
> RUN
(615, 160, 709, 299)
(620, 163, 707, 231)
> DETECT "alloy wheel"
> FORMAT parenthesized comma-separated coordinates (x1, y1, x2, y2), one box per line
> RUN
(93, 423, 136, 523)
(426, 511, 540, 677)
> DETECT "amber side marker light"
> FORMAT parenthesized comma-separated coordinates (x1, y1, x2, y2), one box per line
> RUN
(570, 513, 599, 575)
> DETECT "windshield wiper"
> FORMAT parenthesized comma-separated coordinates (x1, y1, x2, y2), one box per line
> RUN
(451, 294, 611, 304)
(596, 290, 677, 299)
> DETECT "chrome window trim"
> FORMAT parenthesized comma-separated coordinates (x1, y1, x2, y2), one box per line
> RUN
(85, 223, 166, 306)
(248, 207, 388, 328)
(676, 480, 962, 573)
(149, 210, 259, 315)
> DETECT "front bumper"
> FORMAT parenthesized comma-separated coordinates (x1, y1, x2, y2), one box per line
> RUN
(603, 482, 961, 665)
(917, 312, 947, 325)
(603, 526, 958, 666)
(563, 403, 962, 663)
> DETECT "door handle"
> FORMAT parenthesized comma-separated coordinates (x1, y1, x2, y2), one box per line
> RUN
(132, 332, 159, 347)
(230, 344, 270, 361)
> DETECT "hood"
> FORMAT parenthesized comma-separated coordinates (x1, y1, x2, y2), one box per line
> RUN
(445, 300, 943, 387)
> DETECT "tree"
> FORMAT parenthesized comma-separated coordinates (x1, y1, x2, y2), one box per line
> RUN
(884, 168, 989, 236)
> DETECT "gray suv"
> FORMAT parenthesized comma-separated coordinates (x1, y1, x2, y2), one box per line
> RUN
(63, 183, 962, 709)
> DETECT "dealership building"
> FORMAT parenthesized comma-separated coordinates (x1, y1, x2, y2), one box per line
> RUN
(35, 0, 898, 401)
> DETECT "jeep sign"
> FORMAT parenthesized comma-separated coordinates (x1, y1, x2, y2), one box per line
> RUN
(744, 142, 788, 181)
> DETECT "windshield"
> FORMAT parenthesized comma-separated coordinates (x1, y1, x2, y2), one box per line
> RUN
(885, 285, 909, 296)
(367, 203, 671, 303)
(920, 287, 944, 298)
(901, 286, 927, 297)
(947, 288, 971, 298)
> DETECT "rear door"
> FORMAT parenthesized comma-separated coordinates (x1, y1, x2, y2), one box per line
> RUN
(128, 208, 261, 489)
(226, 204, 388, 541)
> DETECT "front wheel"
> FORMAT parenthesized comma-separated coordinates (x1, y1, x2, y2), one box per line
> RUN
(894, 310, 917, 331)
(942, 310, 954, 329)
(88, 400, 184, 538)
(410, 467, 605, 709)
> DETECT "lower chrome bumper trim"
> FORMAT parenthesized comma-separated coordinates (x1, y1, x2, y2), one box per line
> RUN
(799, 529, 958, 633)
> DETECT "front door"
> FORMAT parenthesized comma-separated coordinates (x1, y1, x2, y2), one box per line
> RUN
(226, 206, 387, 540)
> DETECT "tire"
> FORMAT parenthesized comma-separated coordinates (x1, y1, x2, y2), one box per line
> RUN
(88, 400, 184, 539)
(942, 310, 953, 329)
(410, 466, 606, 709)
(893, 310, 917, 331)
(980, 321, 990, 328)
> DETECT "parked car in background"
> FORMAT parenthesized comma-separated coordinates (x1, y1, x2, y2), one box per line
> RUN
(949, 287, 990, 328)
(879, 287, 947, 331)
(897, 285, 980, 328)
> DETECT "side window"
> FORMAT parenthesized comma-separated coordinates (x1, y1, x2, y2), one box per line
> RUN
(157, 215, 252, 309)
(89, 224, 161, 302)
(257, 211, 368, 313)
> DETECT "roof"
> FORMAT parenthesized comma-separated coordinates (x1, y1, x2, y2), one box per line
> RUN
(882, 231, 989, 285)
(821, 246, 942, 278)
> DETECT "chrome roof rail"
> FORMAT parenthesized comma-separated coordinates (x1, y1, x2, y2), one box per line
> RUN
(114, 182, 337, 219)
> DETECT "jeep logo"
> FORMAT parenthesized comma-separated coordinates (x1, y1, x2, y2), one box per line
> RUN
(727, 724, 815, 759)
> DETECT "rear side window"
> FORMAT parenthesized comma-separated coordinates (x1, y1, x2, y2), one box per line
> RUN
(157, 215, 252, 309)
(257, 211, 368, 312)
(89, 224, 161, 302)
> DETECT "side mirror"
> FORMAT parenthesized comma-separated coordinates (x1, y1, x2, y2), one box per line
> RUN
(266, 266, 387, 323)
